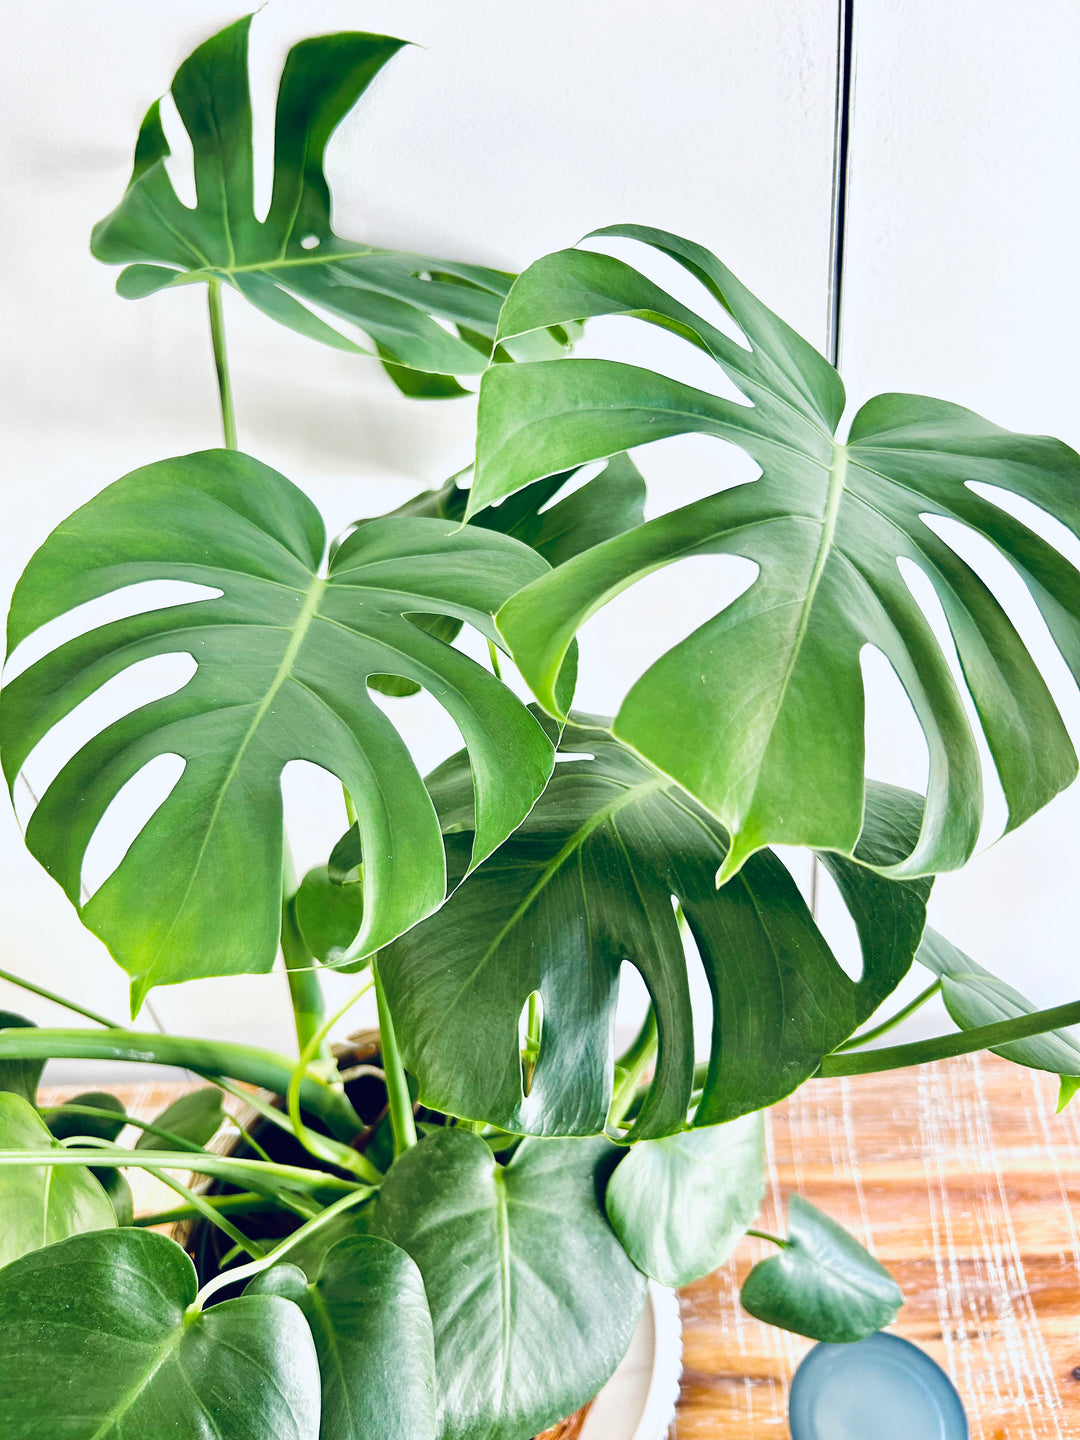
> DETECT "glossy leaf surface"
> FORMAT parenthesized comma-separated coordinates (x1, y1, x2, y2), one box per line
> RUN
(918, 927, 1080, 1081)
(479, 225, 1080, 879)
(740, 1195, 903, 1342)
(1, 450, 553, 1000)
(91, 17, 520, 384)
(0, 1228, 321, 1438)
(45, 1090, 127, 1143)
(0, 1093, 115, 1267)
(249, 1236, 437, 1440)
(605, 1112, 765, 1287)
(373, 1127, 646, 1440)
(379, 720, 930, 1136)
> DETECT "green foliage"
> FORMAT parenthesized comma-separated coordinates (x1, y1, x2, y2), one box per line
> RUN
(90, 17, 526, 389)
(248, 1236, 437, 1440)
(134, 1087, 226, 1149)
(605, 1113, 765, 1287)
(0, 1093, 116, 1267)
(44, 1091, 127, 1143)
(380, 720, 930, 1136)
(2, 449, 553, 1002)
(740, 1195, 903, 1342)
(372, 1127, 647, 1440)
(0, 1011, 42, 1103)
(0, 1228, 321, 1438)
(478, 226, 1080, 881)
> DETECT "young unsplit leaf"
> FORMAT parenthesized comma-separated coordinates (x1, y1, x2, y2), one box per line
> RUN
(605, 1112, 765, 1288)
(1, 450, 554, 1002)
(134, 1087, 225, 1149)
(295, 865, 367, 967)
(248, 1236, 437, 1440)
(0, 1228, 321, 1439)
(740, 1195, 903, 1343)
(0, 1011, 42, 1104)
(479, 225, 1080, 881)
(90, 16, 528, 389)
(378, 719, 930, 1137)
(0, 1092, 116, 1267)
(372, 1127, 646, 1440)
(917, 927, 1080, 1097)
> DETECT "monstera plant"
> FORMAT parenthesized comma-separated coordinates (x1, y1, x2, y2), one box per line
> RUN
(4, 16, 1080, 1440)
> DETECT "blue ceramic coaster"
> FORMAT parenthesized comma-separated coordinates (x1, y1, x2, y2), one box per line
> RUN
(789, 1332, 969, 1440)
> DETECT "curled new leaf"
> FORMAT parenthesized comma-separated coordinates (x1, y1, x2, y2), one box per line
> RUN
(478, 225, 1080, 880)
(1, 450, 554, 1002)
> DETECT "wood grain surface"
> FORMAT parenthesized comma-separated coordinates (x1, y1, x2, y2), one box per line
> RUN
(41, 1051, 1080, 1438)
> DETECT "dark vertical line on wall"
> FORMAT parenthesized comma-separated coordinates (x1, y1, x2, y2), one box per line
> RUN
(812, 0, 857, 920)
(826, 0, 857, 371)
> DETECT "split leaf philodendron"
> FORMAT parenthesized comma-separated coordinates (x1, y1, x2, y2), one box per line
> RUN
(3, 14, 1080, 1440)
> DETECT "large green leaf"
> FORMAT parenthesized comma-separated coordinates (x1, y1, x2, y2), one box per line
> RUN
(372, 1127, 646, 1440)
(605, 1112, 765, 1288)
(379, 719, 931, 1137)
(0, 1093, 116, 1268)
(1, 450, 554, 1001)
(476, 225, 1080, 880)
(0, 1228, 321, 1439)
(90, 17, 536, 388)
(248, 1236, 437, 1440)
(917, 927, 1080, 1084)
(740, 1195, 903, 1342)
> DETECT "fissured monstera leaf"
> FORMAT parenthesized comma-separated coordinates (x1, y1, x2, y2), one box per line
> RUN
(0, 1228, 321, 1439)
(476, 225, 1080, 880)
(1, 450, 554, 1004)
(372, 1128, 646, 1440)
(90, 16, 536, 390)
(379, 719, 931, 1137)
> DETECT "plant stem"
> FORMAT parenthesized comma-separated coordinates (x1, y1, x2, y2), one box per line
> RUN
(207, 280, 237, 450)
(142, 1168, 264, 1259)
(818, 996, 1080, 1078)
(133, 1192, 272, 1227)
(373, 961, 417, 1155)
(608, 1007, 658, 1130)
(0, 966, 124, 1029)
(0, 1028, 360, 1143)
(192, 1189, 370, 1310)
(746, 1228, 787, 1248)
(280, 847, 330, 1063)
(486, 639, 503, 680)
(832, 980, 942, 1052)
(47, 1103, 210, 1153)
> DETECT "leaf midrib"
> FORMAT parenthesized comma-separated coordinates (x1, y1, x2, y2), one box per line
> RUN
(140, 573, 327, 981)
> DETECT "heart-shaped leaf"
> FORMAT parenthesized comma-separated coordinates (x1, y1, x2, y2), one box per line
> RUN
(0, 1228, 321, 1439)
(918, 927, 1080, 1087)
(0, 1011, 42, 1103)
(1, 450, 553, 1001)
(134, 1087, 225, 1149)
(45, 1091, 127, 1143)
(605, 1112, 765, 1287)
(740, 1195, 903, 1342)
(379, 719, 930, 1137)
(296, 865, 367, 966)
(372, 1127, 646, 1440)
(478, 225, 1080, 880)
(90, 17, 537, 388)
(0, 1092, 115, 1267)
(248, 1235, 437, 1440)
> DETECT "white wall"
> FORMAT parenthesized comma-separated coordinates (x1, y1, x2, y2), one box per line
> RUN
(1, 0, 1078, 1075)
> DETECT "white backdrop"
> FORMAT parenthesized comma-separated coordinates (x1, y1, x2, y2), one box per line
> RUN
(3, 0, 1079, 1075)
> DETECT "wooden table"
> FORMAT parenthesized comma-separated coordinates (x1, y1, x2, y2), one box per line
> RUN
(42, 1052, 1080, 1439)
(676, 1053, 1080, 1439)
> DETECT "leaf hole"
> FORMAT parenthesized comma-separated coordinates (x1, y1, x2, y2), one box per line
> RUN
(280, 760, 351, 880)
(858, 642, 930, 798)
(809, 861, 863, 983)
(300, 235, 321, 251)
(82, 753, 186, 899)
(157, 91, 197, 210)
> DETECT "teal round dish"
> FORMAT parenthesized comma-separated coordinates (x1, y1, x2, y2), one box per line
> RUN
(789, 1332, 968, 1440)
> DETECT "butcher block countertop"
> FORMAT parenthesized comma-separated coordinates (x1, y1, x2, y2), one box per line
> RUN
(41, 1051, 1080, 1440)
